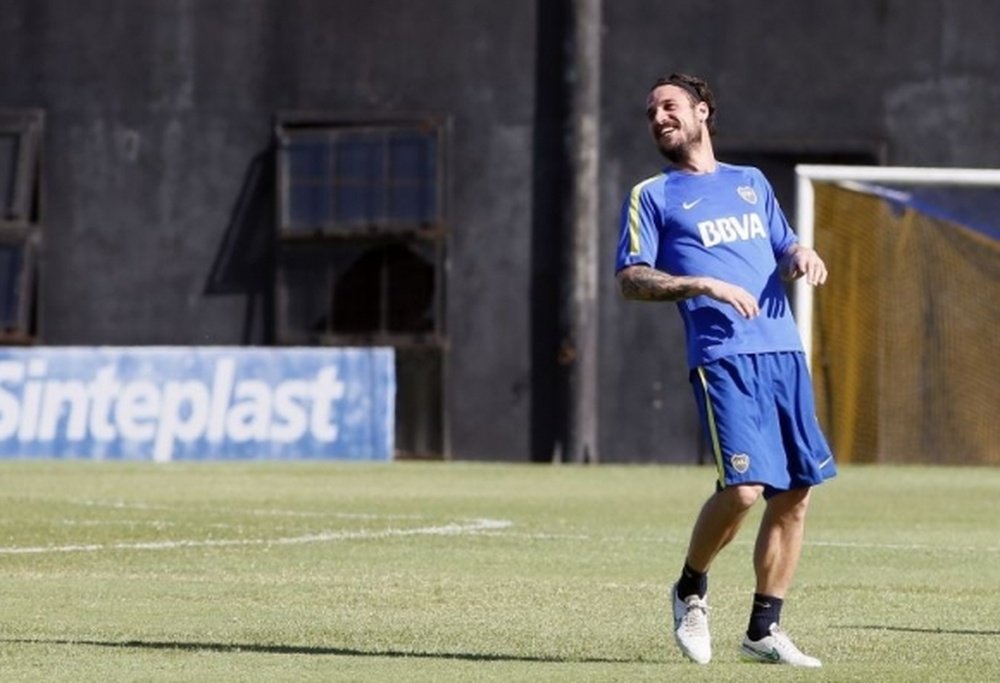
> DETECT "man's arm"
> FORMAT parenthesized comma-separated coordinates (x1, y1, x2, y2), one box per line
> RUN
(778, 244, 828, 286)
(615, 264, 706, 302)
(616, 264, 760, 319)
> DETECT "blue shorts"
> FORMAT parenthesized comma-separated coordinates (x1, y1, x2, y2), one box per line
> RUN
(690, 352, 836, 497)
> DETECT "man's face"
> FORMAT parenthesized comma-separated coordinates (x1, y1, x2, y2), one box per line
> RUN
(646, 84, 705, 162)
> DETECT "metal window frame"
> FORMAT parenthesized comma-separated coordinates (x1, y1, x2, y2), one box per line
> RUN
(274, 112, 448, 238)
(271, 112, 450, 348)
(0, 110, 44, 224)
(0, 109, 43, 343)
(271, 113, 452, 459)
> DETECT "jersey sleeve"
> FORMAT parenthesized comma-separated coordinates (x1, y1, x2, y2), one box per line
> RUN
(615, 177, 662, 273)
(756, 170, 797, 258)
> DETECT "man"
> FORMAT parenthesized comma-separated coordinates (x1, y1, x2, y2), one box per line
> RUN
(614, 73, 836, 667)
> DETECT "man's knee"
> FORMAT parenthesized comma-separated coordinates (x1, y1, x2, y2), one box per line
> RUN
(717, 484, 764, 513)
(766, 486, 812, 522)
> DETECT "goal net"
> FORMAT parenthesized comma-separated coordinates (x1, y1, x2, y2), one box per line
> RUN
(795, 166, 1000, 465)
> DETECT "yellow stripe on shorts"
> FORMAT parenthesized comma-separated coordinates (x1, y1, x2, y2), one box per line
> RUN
(696, 366, 725, 487)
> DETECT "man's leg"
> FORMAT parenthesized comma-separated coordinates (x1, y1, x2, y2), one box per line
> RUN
(753, 486, 811, 599)
(686, 484, 763, 573)
(672, 484, 762, 664)
(741, 486, 821, 667)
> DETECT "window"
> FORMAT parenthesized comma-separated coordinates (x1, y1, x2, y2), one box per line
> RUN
(273, 115, 447, 345)
(277, 121, 443, 236)
(0, 239, 30, 327)
(0, 109, 43, 342)
(275, 239, 441, 343)
(273, 114, 450, 457)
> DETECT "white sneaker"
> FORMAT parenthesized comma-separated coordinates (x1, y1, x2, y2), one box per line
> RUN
(741, 623, 822, 667)
(671, 583, 711, 664)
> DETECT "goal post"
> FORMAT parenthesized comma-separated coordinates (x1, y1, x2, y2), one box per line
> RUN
(794, 164, 1000, 363)
(794, 165, 1000, 465)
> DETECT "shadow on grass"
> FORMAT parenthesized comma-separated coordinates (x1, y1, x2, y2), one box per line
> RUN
(838, 625, 1000, 637)
(3, 637, 655, 664)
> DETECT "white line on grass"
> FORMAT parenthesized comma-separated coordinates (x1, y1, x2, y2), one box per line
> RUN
(474, 530, 1000, 554)
(57, 519, 176, 528)
(0, 518, 513, 555)
(69, 499, 425, 520)
(808, 539, 1000, 553)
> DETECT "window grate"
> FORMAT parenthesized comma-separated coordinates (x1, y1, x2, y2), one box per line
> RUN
(278, 124, 442, 235)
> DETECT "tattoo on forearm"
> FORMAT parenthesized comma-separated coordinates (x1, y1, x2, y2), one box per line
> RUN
(617, 266, 701, 302)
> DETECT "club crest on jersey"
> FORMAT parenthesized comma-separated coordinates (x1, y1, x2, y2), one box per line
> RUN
(730, 453, 750, 474)
(737, 185, 758, 205)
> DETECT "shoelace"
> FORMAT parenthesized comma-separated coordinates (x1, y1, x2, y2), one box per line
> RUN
(680, 599, 709, 633)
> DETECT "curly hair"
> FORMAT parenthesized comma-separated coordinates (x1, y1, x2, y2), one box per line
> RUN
(650, 73, 717, 135)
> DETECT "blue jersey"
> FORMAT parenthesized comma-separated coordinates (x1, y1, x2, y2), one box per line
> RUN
(615, 163, 803, 368)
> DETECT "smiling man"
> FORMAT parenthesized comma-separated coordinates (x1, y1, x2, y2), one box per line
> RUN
(614, 73, 836, 667)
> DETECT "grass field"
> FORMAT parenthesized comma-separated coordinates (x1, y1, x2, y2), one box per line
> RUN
(1, 461, 998, 682)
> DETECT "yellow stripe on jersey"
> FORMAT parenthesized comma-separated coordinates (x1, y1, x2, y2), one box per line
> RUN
(696, 366, 726, 488)
(626, 174, 664, 255)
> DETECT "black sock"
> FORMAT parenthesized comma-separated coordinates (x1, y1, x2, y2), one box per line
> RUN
(747, 593, 783, 640)
(676, 561, 707, 599)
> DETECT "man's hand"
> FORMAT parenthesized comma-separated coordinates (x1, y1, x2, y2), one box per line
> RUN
(700, 278, 760, 319)
(780, 245, 828, 286)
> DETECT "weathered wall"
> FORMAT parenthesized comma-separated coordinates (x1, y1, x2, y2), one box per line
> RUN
(1, 0, 997, 462)
(0, 0, 540, 461)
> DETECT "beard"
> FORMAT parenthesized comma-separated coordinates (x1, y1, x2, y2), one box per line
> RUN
(656, 124, 703, 164)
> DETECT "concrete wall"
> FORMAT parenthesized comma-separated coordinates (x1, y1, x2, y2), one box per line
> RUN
(0, 0, 540, 461)
(1, 0, 997, 462)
